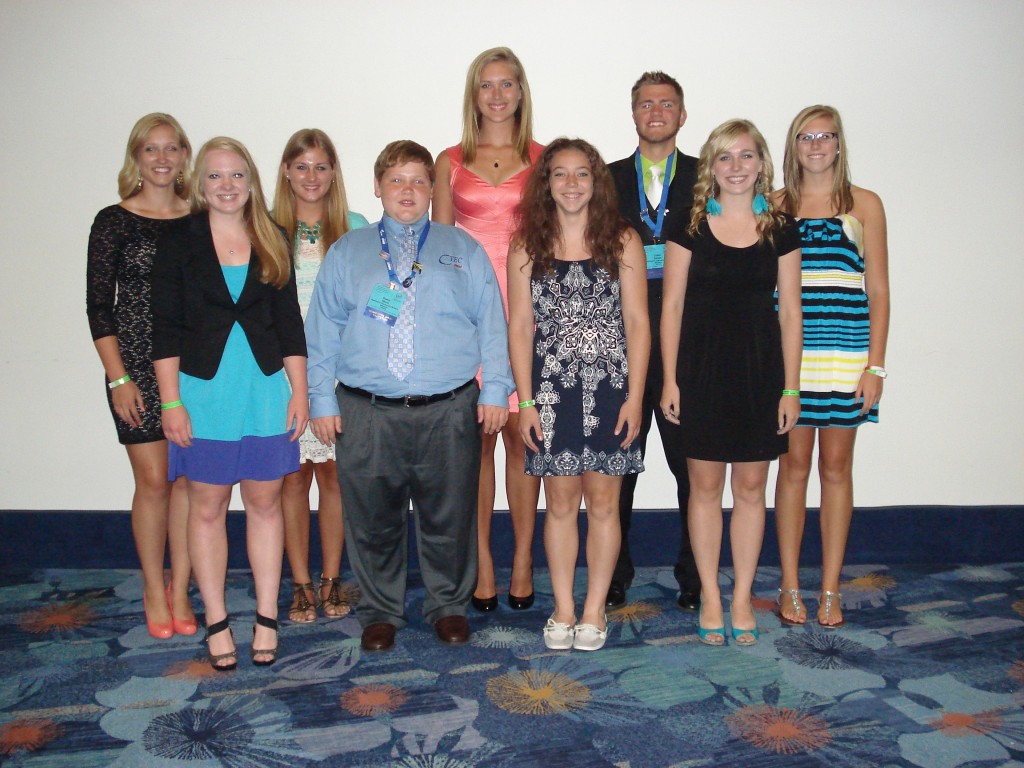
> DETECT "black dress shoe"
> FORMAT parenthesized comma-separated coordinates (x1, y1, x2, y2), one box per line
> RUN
(605, 581, 626, 608)
(676, 589, 700, 612)
(361, 622, 396, 652)
(507, 592, 535, 610)
(471, 595, 498, 612)
(434, 615, 471, 645)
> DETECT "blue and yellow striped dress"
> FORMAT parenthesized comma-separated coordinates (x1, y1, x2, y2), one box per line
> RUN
(796, 215, 878, 428)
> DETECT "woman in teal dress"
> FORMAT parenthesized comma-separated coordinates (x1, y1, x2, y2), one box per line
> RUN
(153, 137, 308, 670)
(272, 128, 369, 624)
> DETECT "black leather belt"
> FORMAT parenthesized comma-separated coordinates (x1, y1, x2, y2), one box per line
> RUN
(340, 379, 475, 407)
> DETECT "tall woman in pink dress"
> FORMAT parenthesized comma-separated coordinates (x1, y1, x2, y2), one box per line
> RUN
(433, 47, 543, 611)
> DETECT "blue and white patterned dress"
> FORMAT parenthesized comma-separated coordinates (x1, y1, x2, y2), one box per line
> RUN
(525, 259, 644, 477)
(796, 215, 878, 428)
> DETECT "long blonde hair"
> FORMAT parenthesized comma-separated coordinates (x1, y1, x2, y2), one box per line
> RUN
(460, 47, 534, 165)
(190, 137, 290, 289)
(117, 113, 191, 200)
(779, 105, 853, 216)
(689, 119, 787, 246)
(272, 128, 354, 255)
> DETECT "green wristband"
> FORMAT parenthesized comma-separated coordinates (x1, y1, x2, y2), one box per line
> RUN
(108, 374, 131, 390)
(782, 389, 800, 397)
(161, 400, 184, 411)
(518, 399, 536, 409)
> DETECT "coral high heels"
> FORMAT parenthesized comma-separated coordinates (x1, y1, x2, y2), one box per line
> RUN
(166, 583, 197, 636)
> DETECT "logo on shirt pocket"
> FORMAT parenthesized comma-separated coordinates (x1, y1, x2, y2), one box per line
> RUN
(439, 253, 464, 268)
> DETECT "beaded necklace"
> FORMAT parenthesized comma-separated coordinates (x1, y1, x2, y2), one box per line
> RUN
(297, 220, 321, 245)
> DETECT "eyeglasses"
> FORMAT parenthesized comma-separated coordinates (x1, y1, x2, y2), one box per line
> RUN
(797, 132, 839, 143)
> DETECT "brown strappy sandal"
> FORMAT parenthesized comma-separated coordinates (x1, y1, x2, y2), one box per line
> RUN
(318, 575, 351, 619)
(288, 582, 316, 624)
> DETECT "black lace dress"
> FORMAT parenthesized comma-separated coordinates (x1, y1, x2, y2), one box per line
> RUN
(87, 205, 187, 444)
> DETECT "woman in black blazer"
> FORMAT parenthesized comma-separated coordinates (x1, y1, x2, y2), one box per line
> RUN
(153, 136, 308, 671)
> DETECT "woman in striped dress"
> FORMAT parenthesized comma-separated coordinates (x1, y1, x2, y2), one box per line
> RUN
(773, 106, 890, 628)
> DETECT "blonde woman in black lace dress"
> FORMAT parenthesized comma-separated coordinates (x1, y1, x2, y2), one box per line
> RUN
(86, 113, 197, 640)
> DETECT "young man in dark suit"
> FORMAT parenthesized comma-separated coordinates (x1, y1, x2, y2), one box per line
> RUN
(607, 72, 700, 611)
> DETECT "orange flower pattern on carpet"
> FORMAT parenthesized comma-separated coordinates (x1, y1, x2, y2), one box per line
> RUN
(19, 602, 95, 633)
(930, 709, 1003, 737)
(0, 719, 62, 755)
(341, 684, 410, 716)
(725, 705, 831, 754)
(842, 572, 897, 591)
(609, 601, 660, 623)
(487, 669, 590, 715)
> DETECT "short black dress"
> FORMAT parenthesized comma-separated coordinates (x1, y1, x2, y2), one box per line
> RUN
(525, 258, 644, 477)
(87, 205, 187, 444)
(666, 217, 801, 462)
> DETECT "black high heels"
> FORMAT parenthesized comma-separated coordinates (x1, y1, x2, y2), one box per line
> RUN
(507, 592, 535, 610)
(471, 595, 498, 612)
(508, 566, 535, 610)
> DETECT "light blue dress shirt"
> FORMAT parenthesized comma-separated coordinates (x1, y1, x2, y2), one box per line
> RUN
(305, 213, 513, 418)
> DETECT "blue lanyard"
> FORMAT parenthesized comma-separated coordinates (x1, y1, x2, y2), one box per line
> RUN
(635, 149, 674, 241)
(378, 221, 430, 289)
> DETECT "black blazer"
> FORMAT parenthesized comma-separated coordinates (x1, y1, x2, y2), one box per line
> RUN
(609, 149, 698, 349)
(152, 211, 306, 380)
(609, 149, 698, 252)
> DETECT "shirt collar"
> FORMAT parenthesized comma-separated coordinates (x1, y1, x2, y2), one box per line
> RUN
(381, 213, 429, 242)
(639, 150, 677, 184)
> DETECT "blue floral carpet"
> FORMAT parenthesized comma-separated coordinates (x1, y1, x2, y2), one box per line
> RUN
(1, 563, 1022, 767)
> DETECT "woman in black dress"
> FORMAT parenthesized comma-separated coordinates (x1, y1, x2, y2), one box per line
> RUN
(86, 113, 197, 639)
(660, 119, 802, 647)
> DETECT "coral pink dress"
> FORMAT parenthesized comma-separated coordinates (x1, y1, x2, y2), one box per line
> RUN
(446, 141, 544, 411)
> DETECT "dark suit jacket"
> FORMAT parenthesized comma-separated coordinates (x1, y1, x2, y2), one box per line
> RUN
(609, 150, 697, 248)
(151, 211, 306, 380)
(609, 149, 697, 323)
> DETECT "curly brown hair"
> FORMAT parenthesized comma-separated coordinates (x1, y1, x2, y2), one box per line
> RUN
(511, 137, 628, 278)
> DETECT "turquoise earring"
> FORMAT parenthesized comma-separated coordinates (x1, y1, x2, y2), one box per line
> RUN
(751, 173, 768, 214)
(706, 178, 722, 216)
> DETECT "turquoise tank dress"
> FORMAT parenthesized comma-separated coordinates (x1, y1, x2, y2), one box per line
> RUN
(169, 264, 298, 484)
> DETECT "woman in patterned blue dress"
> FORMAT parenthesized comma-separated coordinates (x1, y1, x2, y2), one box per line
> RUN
(507, 138, 649, 651)
(153, 137, 308, 670)
(773, 106, 891, 628)
(272, 128, 369, 624)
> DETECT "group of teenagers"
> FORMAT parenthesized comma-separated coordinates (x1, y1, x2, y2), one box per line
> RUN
(86, 47, 889, 669)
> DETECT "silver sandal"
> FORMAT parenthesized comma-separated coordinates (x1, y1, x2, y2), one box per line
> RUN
(818, 590, 845, 629)
(776, 588, 805, 626)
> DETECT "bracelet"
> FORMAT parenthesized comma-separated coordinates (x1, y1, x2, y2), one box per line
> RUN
(518, 399, 536, 409)
(865, 365, 887, 378)
(108, 374, 131, 390)
(781, 389, 800, 397)
(160, 400, 184, 411)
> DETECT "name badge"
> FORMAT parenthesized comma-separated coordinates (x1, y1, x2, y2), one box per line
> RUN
(644, 244, 665, 279)
(363, 283, 405, 326)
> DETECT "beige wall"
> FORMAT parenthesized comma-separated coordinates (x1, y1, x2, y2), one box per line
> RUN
(1, 0, 1021, 510)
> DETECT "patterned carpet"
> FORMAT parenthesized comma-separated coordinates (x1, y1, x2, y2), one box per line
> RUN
(1, 564, 1022, 767)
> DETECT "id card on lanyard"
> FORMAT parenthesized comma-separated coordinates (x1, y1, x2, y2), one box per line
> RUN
(363, 221, 429, 326)
(635, 150, 674, 279)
